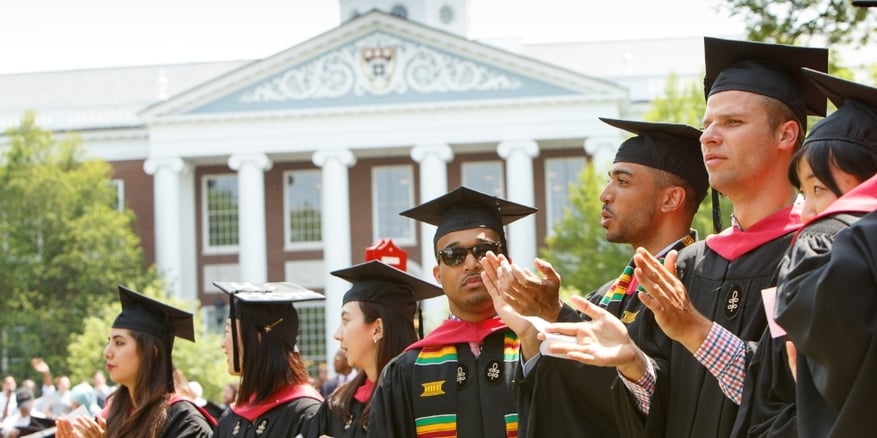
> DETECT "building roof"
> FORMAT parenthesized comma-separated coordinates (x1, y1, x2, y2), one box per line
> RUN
(0, 61, 243, 132)
(0, 12, 714, 136)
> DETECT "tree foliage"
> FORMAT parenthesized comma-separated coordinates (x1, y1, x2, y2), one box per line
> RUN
(1, 113, 231, 401)
(0, 112, 160, 380)
(718, 0, 874, 47)
(540, 163, 631, 300)
(643, 73, 707, 127)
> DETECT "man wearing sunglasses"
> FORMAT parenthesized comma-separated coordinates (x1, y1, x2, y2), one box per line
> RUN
(367, 186, 536, 438)
(480, 117, 709, 437)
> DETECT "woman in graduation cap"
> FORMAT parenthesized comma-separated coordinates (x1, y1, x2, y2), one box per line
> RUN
(212, 281, 325, 438)
(55, 285, 215, 438)
(303, 260, 442, 438)
(732, 69, 877, 438)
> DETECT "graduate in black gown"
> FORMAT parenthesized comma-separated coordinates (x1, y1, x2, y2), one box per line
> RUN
(757, 69, 877, 438)
(304, 260, 442, 438)
(56, 285, 215, 438)
(212, 282, 325, 438)
(540, 37, 828, 438)
(775, 209, 877, 436)
(479, 117, 709, 437)
(368, 186, 536, 438)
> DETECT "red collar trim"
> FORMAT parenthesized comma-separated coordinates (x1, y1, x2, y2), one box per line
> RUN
(706, 206, 801, 261)
(405, 316, 507, 352)
(230, 383, 322, 422)
(353, 379, 376, 404)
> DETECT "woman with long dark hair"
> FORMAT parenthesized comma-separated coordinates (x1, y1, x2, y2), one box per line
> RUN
(56, 285, 215, 438)
(304, 260, 441, 438)
(212, 281, 325, 438)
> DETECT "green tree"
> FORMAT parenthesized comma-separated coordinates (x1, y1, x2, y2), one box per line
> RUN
(719, 0, 874, 47)
(643, 73, 706, 127)
(540, 163, 631, 300)
(0, 112, 160, 379)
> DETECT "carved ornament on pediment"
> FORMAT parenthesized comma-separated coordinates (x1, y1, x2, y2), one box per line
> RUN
(240, 32, 523, 103)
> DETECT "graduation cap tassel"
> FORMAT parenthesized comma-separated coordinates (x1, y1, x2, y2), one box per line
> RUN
(230, 295, 241, 373)
(417, 303, 425, 339)
(712, 188, 723, 234)
(163, 315, 175, 394)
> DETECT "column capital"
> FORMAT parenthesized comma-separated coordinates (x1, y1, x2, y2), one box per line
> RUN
(228, 152, 273, 172)
(497, 139, 539, 159)
(411, 143, 454, 163)
(143, 156, 188, 175)
(312, 149, 356, 168)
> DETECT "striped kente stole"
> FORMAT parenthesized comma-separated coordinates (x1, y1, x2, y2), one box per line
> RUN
(412, 332, 520, 438)
(599, 233, 696, 307)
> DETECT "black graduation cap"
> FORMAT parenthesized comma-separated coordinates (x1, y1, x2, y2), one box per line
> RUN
(704, 37, 829, 127)
(112, 285, 195, 342)
(331, 260, 444, 337)
(213, 281, 324, 372)
(399, 186, 537, 252)
(800, 68, 877, 150)
(599, 117, 709, 203)
(111, 285, 195, 393)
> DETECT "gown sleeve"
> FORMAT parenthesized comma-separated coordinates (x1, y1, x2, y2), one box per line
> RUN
(301, 401, 331, 438)
(730, 329, 797, 437)
(367, 353, 416, 438)
(776, 212, 877, 434)
(163, 400, 214, 438)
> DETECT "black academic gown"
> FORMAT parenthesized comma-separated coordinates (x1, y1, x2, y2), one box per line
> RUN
(734, 180, 877, 438)
(514, 300, 621, 438)
(515, 236, 692, 438)
(162, 399, 215, 438)
(215, 396, 320, 437)
(731, 216, 859, 437)
(775, 207, 877, 437)
(615, 209, 799, 438)
(304, 397, 368, 438)
(368, 325, 520, 438)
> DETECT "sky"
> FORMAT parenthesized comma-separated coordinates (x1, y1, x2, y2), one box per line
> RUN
(0, 0, 753, 75)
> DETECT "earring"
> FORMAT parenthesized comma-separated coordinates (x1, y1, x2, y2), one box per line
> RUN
(373, 336, 379, 344)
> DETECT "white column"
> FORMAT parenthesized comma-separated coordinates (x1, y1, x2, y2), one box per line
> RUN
(228, 153, 273, 283)
(498, 139, 539, 267)
(410, 143, 454, 333)
(312, 149, 356, 366)
(584, 135, 622, 173)
(177, 166, 197, 301)
(144, 157, 189, 299)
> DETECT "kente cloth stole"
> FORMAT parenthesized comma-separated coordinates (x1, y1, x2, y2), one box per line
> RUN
(599, 234, 696, 308)
(411, 332, 520, 438)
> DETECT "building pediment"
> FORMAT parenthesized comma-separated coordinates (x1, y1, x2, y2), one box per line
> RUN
(140, 10, 625, 120)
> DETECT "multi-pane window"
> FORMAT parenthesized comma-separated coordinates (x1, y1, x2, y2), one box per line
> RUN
(203, 174, 239, 252)
(285, 170, 322, 249)
(109, 179, 124, 212)
(545, 157, 585, 233)
(462, 161, 505, 197)
(296, 302, 327, 378)
(372, 165, 415, 244)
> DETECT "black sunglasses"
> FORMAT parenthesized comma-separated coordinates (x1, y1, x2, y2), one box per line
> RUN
(436, 241, 503, 266)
